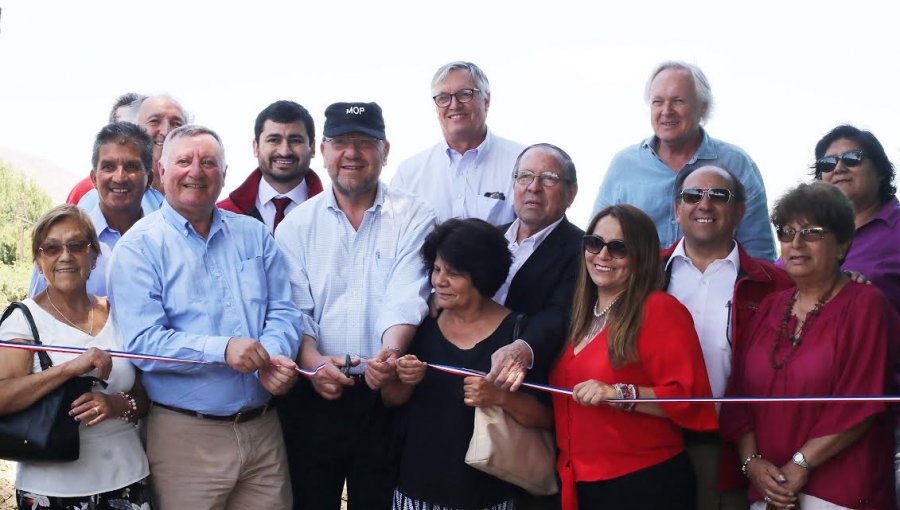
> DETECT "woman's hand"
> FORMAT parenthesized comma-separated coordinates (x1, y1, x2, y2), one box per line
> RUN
(572, 379, 616, 407)
(396, 355, 426, 386)
(62, 347, 112, 380)
(463, 376, 507, 407)
(745, 457, 797, 508)
(70, 391, 125, 427)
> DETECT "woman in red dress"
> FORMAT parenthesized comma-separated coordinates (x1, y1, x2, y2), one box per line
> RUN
(550, 204, 717, 510)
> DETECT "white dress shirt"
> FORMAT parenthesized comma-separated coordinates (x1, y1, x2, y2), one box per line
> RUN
(666, 239, 739, 401)
(256, 176, 309, 232)
(493, 217, 564, 304)
(391, 129, 523, 226)
(275, 182, 437, 357)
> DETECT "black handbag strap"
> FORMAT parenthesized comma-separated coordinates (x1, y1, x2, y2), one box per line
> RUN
(1, 301, 52, 371)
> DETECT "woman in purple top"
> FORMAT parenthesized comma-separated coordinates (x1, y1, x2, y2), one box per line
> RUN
(811, 125, 900, 312)
(722, 182, 898, 510)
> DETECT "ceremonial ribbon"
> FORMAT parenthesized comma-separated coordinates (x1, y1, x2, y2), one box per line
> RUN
(426, 362, 900, 404)
(0, 340, 325, 377)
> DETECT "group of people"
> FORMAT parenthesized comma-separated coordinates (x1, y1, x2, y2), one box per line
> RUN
(0, 58, 897, 510)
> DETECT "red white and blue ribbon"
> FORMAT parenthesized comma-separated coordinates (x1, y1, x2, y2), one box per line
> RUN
(4, 341, 898, 403)
(0, 340, 325, 377)
(426, 362, 900, 404)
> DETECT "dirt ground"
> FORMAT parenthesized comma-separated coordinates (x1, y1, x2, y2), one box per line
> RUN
(0, 461, 15, 510)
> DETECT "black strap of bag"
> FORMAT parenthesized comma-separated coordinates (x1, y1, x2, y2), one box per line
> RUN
(1, 301, 52, 370)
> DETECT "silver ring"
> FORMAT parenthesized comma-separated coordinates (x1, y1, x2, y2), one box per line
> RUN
(764, 496, 771, 503)
(94, 406, 100, 416)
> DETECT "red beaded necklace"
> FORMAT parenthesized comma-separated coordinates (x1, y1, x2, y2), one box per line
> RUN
(769, 279, 839, 370)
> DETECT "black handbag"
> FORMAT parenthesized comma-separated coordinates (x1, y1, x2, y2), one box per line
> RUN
(0, 302, 100, 462)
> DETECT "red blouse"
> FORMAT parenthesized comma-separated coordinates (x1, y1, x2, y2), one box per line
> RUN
(550, 291, 718, 510)
(721, 282, 898, 509)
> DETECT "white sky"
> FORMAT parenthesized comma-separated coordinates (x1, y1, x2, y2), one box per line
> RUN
(1, 0, 898, 227)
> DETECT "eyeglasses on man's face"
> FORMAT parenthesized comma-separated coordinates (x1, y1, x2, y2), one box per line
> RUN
(680, 187, 733, 205)
(513, 171, 565, 188)
(324, 136, 381, 151)
(432, 88, 481, 108)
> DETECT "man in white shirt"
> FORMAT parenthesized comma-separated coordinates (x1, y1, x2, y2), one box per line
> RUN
(391, 61, 524, 225)
(275, 102, 436, 510)
(218, 100, 324, 230)
(662, 165, 791, 510)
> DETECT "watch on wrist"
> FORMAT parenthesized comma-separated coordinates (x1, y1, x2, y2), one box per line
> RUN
(792, 451, 810, 470)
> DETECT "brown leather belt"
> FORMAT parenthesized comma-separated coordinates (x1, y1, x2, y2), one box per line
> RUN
(153, 402, 269, 424)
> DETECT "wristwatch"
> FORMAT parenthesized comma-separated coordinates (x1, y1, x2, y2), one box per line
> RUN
(792, 451, 810, 470)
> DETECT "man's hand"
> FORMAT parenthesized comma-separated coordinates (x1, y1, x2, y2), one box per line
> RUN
(260, 355, 300, 395)
(225, 337, 270, 373)
(309, 355, 355, 400)
(364, 347, 399, 390)
(485, 339, 533, 391)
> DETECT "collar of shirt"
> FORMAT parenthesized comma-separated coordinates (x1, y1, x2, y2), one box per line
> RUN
(257, 173, 310, 207)
(866, 195, 900, 229)
(642, 127, 716, 166)
(442, 127, 495, 164)
(504, 216, 564, 250)
(161, 200, 225, 240)
(324, 180, 387, 214)
(666, 237, 740, 274)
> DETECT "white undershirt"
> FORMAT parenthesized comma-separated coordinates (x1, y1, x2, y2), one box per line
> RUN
(493, 217, 564, 304)
(666, 239, 739, 404)
(255, 176, 309, 232)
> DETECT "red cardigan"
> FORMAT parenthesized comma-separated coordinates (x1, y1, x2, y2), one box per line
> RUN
(551, 291, 718, 510)
(217, 167, 323, 218)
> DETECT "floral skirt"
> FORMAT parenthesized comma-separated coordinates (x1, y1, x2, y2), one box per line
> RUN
(392, 487, 514, 510)
(17, 478, 150, 510)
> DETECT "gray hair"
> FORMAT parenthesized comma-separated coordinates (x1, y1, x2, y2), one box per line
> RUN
(431, 61, 491, 96)
(108, 93, 145, 123)
(644, 61, 714, 123)
(122, 94, 192, 124)
(160, 124, 226, 170)
(514, 143, 578, 186)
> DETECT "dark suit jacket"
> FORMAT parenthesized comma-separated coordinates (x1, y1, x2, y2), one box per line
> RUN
(502, 216, 584, 372)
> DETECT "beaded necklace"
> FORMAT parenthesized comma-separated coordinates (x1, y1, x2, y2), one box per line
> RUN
(769, 279, 838, 370)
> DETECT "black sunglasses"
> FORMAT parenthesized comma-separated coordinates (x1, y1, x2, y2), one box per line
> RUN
(582, 235, 628, 259)
(775, 226, 830, 243)
(813, 150, 865, 174)
(38, 240, 92, 258)
(680, 188, 733, 204)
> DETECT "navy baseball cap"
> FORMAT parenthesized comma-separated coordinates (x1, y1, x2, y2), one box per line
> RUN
(323, 102, 386, 140)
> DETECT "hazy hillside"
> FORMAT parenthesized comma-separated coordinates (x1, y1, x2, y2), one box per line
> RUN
(0, 146, 81, 204)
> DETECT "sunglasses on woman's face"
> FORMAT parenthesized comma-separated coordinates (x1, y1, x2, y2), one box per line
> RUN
(680, 188, 733, 205)
(582, 235, 628, 259)
(775, 226, 830, 243)
(38, 240, 92, 258)
(813, 150, 865, 174)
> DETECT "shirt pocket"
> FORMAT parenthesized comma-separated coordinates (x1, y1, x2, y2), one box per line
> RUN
(471, 194, 508, 223)
(370, 253, 396, 292)
(238, 256, 267, 303)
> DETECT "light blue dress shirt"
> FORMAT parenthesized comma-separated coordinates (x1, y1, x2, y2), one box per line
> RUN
(275, 182, 435, 358)
(593, 129, 776, 261)
(107, 202, 302, 415)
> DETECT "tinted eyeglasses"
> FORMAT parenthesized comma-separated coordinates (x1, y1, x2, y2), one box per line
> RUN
(432, 88, 481, 108)
(813, 150, 865, 174)
(775, 226, 830, 243)
(582, 235, 628, 259)
(38, 240, 92, 258)
(324, 136, 381, 151)
(680, 188, 733, 204)
(513, 170, 564, 188)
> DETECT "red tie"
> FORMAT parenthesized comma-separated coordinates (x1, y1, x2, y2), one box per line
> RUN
(271, 197, 292, 231)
